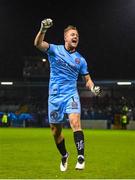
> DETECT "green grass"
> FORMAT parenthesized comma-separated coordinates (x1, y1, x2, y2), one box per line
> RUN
(0, 128, 135, 179)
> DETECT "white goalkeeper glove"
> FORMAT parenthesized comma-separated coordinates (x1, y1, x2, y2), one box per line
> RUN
(91, 86, 101, 96)
(40, 18, 53, 33)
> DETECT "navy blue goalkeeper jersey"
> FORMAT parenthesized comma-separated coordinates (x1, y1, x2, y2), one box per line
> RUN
(46, 44, 89, 95)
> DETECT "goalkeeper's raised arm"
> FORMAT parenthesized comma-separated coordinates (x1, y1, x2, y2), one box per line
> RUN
(34, 18, 53, 52)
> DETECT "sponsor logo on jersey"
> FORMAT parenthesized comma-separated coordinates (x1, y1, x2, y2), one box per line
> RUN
(57, 59, 77, 71)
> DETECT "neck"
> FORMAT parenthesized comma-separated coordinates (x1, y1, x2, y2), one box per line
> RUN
(65, 44, 76, 53)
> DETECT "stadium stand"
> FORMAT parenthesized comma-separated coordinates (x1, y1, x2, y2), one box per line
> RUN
(0, 78, 135, 129)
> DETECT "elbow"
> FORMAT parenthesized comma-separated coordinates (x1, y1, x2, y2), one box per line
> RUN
(34, 41, 43, 51)
(34, 40, 41, 50)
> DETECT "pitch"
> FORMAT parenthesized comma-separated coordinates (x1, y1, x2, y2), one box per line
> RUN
(0, 128, 135, 179)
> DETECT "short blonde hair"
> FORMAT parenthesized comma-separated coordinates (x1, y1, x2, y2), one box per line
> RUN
(64, 25, 78, 35)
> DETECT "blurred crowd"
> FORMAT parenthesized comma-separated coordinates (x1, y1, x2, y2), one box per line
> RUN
(0, 93, 134, 128)
(0, 59, 134, 129)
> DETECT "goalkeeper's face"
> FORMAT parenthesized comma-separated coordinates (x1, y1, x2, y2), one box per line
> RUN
(64, 29, 79, 51)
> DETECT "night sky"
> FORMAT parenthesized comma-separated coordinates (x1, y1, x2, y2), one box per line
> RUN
(0, 0, 135, 80)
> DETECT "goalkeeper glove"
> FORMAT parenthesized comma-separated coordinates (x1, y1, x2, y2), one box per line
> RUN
(40, 18, 53, 33)
(91, 86, 101, 96)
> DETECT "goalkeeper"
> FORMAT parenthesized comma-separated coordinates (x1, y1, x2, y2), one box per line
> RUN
(34, 18, 101, 172)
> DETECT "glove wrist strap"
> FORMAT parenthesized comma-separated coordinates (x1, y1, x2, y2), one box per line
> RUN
(90, 85, 94, 91)
(39, 28, 47, 33)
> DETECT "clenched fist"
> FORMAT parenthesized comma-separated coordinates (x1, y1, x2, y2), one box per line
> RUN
(40, 18, 53, 33)
(91, 86, 101, 96)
